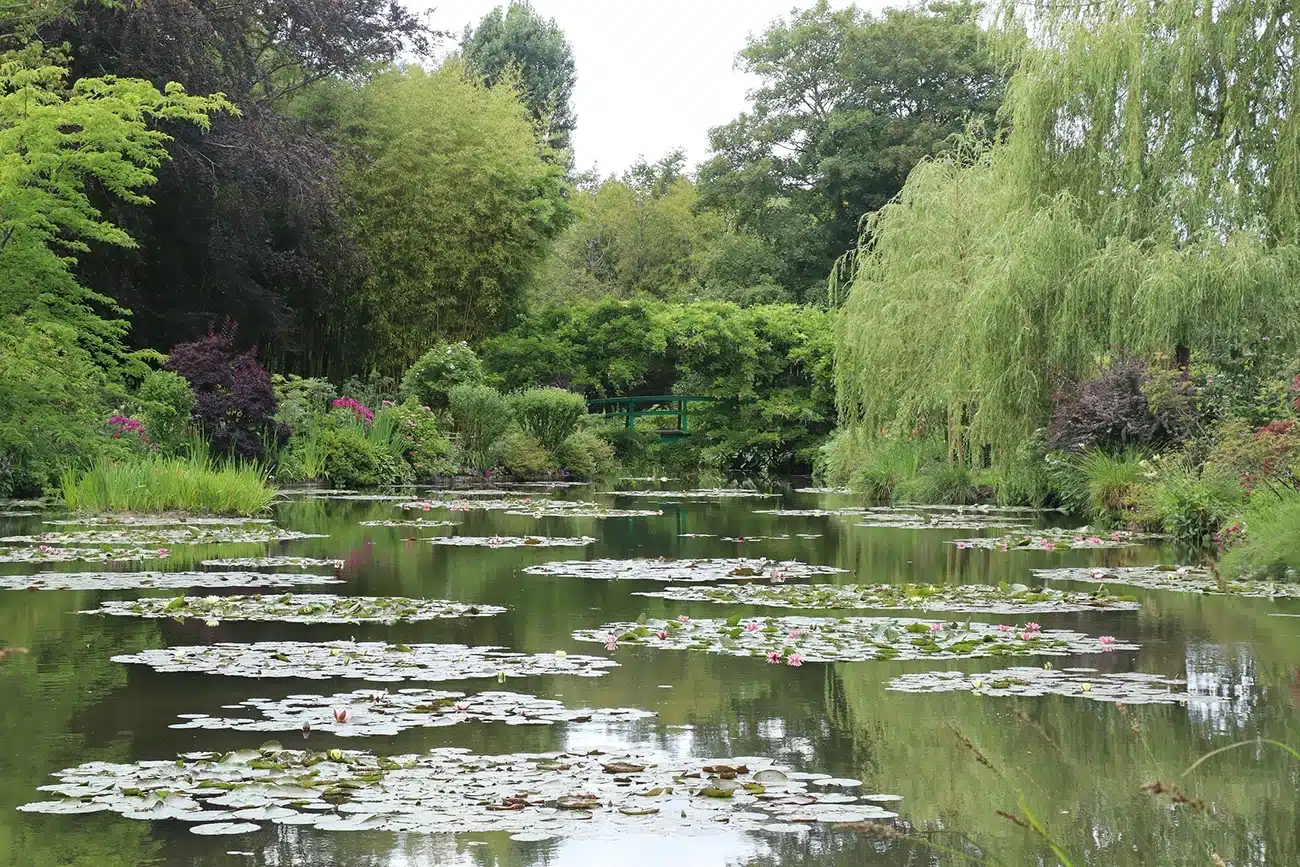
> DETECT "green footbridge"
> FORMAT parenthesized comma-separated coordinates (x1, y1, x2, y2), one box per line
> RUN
(586, 395, 715, 440)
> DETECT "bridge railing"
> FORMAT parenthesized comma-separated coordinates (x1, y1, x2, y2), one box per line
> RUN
(586, 395, 715, 436)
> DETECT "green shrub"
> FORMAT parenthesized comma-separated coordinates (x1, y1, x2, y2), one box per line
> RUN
(273, 374, 337, 432)
(593, 422, 658, 465)
(989, 433, 1053, 506)
(449, 384, 513, 469)
(896, 461, 984, 505)
(340, 370, 399, 411)
(402, 342, 486, 410)
(821, 432, 941, 501)
(556, 429, 617, 478)
(1203, 418, 1300, 491)
(390, 399, 456, 479)
(493, 430, 555, 478)
(1050, 449, 1146, 520)
(365, 408, 408, 461)
(136, 370, 196, 456)
(1222, 491, 1300, 579)
(509, 387, 588, 452)
(1135, 460, 1242, 546)
(319, 425, 383, 487)
(62, 452, 276, 516)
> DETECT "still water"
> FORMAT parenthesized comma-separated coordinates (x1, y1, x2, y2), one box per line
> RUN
(3, 484, 1299, 867)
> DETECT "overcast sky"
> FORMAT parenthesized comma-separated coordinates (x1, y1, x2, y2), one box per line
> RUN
(417, 0, 880, 176)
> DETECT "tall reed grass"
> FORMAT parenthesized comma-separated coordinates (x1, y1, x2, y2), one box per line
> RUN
(61, 446, 276, 516)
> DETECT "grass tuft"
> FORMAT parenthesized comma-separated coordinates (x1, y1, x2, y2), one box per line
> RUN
(62, 450, 276, 516)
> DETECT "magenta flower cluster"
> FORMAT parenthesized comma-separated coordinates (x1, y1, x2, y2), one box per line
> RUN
(107, 416, 156, 449)
(332, 397, 374, 423)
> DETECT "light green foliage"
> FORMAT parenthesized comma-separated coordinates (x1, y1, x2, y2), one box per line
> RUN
(555, 429, 616, 479)
(700, 0, 1005, 300)
(318, 424, 383, 487)
(492, 429, 555, 478)
(0, 46, 229, 492)
(273, 375, 337, 433)
(820, 430, 945, 501)
(338, 62, 570, 364)
(536, 156, 779, 304)
(508, 387, 587, 452)
(1204, 419, 1300, 491)
(1051, 450, 1148, 520)
(1222, 492, 1300, 579)
(62, 453, 275, 516)
(448, 384, 513, 470)
(461, 0, 577, 153)
(136, 370, 194, 455)
(1136, 458, 1243, 546)
(390, 399, 456, 479)
(482, 299, 834, 472)
(401, 342, 485, 411)
(895, 461, 984, 506)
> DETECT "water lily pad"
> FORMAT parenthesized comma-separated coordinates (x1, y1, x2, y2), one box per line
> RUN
(752, 508, 877, 518)
(201, 557, 345, 569)
(574, 616, 1135, 662)
(190, 822, 261, 835)
(44, 515, 274, 526)
(0, 546, 169, 564)
(112, 641, 618, 682)
(512, 481, 592, 489)
(950, 528, 1153, 551)
(636, 582, 1140, 614)
(22, 746, 902, 839)
(614, 489, 781, 500)
(169, 689, 655, 736)
(357, 519, 459, 528)
(429, 536, 597, 549)
(525, 558, 847, 583)
(1, 528, 325, 546)
(304, 493, 412, 501)
(887, 666, 1192, 704)
(88, 594, 504, 624)
(1034, 565, 1300, 599)
(0, 571, 341, 591)
(792, 487, 855, 495)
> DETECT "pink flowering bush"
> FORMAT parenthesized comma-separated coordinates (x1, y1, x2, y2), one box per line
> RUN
(332, 397, 374, 423)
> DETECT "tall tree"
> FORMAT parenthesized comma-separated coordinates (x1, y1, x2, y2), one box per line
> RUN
(698, 0, 1005, 301)
(461, 0, 577, 154)
(38, 0, 432, 366)
(335, 62, 571, 368)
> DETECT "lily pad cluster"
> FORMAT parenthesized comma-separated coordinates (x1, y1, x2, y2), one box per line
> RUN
(852, 512, 1032, 531)
(0, 571, 341, 592)
(201, 557, 345, 569)
(524, 557, 847, 583)
(1, 527, 325, 546)
(170, 689, 656, 736)
(512, 481, 592, 489)
(429, 536, 597, 549)
(887, 667, 1190, 704)
(0, 546, 168, 564)
(509, 503, 663, 518)
(635, 582, 1140, 614)
(399, 497, 534, 512)
(88, 594, 505, 624)
(1033, 566, 1300, 599)
(753, 508, 877, 518)
(574, 616, 1135, 662)
(112, 641, 618, 682)
(44, 515, 273, 527)
(304, 493, 412, 502)
(950, 528, 1149, 551)
(613, 489, 781, 500)
(20, 745, 901, 837)
(792, 487, 855, 495)
(358, 519, 458, 528)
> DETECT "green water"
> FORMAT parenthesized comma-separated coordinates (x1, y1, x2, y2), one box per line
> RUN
(2, 485, 1299, 867)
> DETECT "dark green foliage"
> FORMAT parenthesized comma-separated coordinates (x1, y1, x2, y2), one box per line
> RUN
(272, 375, 338, 432)
(390, 400, 457, 479)
(509, 388, 588, 452)
(136, 370, 196, 456)
(318, 424, 382, 487)
(461, 0, 577, 154)
(401, 343, 486, 411)
(481, 300, 835, 472)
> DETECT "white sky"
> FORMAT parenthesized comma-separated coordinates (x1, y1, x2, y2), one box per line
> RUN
(419, 0, 880, 175)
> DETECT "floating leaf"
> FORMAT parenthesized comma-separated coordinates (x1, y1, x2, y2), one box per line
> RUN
(636, 582, 1139, 614)
(113, 641, 617, 682)
(429, 536, 597, 549)
(951, 528, 1154, 551)
(0, 571, 342, 592)
(1035, 566, 1300, 599)
(614, 489, 781, 500)
(357, 519, 459, 528)
(0, 546, 169, 564)
(201, 557, 345, 570)
(525, 558, 846, 583)
(887, 666, 1192, 704)
(1, 528, 325, 546)
(88, 594, 504, 624)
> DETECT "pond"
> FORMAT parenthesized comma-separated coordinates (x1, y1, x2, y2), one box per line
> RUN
(2, 483, 1298, 866)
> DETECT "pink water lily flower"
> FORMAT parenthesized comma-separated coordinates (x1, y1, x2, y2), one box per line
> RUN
(604, 634, 618, 651)
(422, 503, 431, 511)
(678, 615, 690, 624)
(786, 652, 804, 667)
(765, 651, 782, 664)
(38, 544, 50, 553)
(1019, 631, 1035, 641)
(1099, 635, 1116, 650)
(655, 630, 667, 640)
(157, 548, 169, 557)
(769, 570, 786, 583)
(454, 701, 471, 712)
(1073, 536, 1084, 543)
(788, 629, 803, 640)
(743, 622, 760, 632)
(1025, 622, 1041, 633)
(1087, 537, 1103, 545)
(929, 622, 943, 632)
(333, 708, 349, 723)
(955, 541, 972, 549)
(997, 624, 1012, 632)
(1110, 532, 1124, 541)
(1090, 568, 1108, 580)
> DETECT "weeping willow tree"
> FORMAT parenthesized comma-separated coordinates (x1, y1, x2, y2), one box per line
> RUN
(835, 0, 1300, 459)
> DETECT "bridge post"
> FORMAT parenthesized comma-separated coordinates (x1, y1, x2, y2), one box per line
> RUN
(625, 398, 634, 429)
(679, 398, 688, 433)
